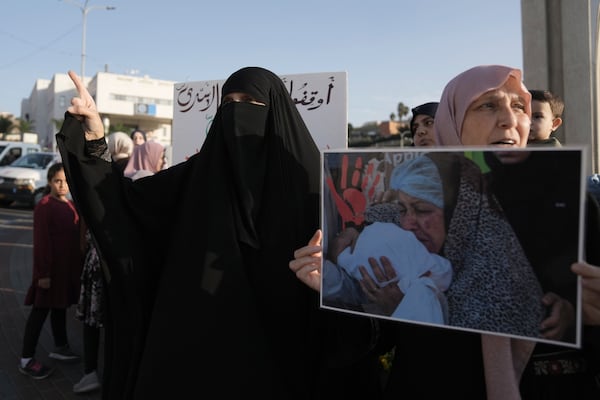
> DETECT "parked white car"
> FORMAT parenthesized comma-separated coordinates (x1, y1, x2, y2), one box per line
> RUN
(0, 141, 41, 166)
(0, 152, 62, 207)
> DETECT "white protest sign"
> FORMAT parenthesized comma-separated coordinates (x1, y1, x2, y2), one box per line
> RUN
(171, 71, 348, 165)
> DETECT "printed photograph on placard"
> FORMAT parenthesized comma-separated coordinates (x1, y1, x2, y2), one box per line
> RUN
(320, 147, 584, 347)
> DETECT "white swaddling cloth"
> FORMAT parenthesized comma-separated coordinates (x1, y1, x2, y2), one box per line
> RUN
(337, 222, 453, 324)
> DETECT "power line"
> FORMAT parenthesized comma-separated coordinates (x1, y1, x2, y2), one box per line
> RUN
(0, 25, 81, 69)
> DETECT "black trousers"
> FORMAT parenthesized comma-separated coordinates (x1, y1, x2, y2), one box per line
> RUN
(21, 307, 68, 358)
(82, 323, 100, 373)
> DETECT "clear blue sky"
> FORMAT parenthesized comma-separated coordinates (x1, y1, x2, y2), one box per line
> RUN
(0, 0, 523, 126)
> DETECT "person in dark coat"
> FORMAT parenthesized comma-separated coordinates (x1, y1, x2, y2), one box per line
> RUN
(57, 67, 384, 399)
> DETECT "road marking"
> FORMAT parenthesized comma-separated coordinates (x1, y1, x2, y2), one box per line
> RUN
(0, 224, 32, 230)
(0, 242, 32, 248)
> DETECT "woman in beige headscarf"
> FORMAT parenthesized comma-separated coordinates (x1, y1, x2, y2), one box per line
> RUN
(107, 132, 134, 173)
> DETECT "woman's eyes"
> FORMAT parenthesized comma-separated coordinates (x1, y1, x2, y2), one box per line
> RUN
(478, 102, 496, 110)
(222, 96, 252, 105)
(477, 100, 526, 112)
(398, 206, 434, 216)
(512, 102, 526, 111)
(222, 97, 266, 107)
(415, 208, 434, 215)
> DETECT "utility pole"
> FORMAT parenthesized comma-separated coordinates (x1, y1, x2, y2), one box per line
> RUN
(63, 0, 116, 78)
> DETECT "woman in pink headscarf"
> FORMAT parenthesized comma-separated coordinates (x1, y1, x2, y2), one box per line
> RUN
(429, 65, 535, 399)
(435, 64, 531, 148)
(292, 65, 542, 400)
(432, 65, 600, 399)
(124, 140, 165, 180)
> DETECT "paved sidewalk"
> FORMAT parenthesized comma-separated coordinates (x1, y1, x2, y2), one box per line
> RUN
(0, 206, 103, 400)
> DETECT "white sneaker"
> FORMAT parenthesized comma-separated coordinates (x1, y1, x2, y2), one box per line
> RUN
(49, 345, 80, 362)
(73, 370, 101, 393)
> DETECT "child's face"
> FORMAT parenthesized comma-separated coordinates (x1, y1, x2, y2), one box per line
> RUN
(49, 169, 69, 199)
(529, 100, 559, 141)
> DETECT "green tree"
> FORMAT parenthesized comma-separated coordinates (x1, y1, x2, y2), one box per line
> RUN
(0, 116, 14, 134)
(396, 102, 409, 121)
(14, 117, 35, 133)
(110, 122, 131, 134)
(390, 112, 396, 121)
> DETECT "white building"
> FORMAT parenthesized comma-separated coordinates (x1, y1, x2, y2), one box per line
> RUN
(21, 71, 175, 152)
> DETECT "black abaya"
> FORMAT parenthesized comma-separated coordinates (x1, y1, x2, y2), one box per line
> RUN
(57, 67, 383, 399)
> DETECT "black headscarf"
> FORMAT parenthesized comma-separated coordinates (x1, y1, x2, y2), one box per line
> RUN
(129, 128, 146, 142)
(57, 67, 382, 399)
(409, 101, 439, 137)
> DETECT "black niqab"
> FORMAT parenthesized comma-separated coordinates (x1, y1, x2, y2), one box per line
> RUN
(57, 67, 382, 399)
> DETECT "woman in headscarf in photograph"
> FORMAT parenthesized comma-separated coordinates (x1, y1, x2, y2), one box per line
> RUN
(322, 151, 544, 336)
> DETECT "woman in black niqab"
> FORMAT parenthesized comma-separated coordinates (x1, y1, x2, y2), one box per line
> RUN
(57, 67, 383, 399)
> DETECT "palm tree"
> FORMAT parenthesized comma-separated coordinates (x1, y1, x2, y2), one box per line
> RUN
(396, 102, 409, 121)
(14, 118, 35, 133)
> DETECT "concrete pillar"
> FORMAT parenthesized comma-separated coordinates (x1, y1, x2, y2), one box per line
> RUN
(521, 0, 599, 174)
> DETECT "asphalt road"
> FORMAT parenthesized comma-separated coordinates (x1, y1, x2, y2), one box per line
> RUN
(0, 202, 103, 400)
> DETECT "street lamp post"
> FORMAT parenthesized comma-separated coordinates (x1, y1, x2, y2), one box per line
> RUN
(63, 0, 116, 79)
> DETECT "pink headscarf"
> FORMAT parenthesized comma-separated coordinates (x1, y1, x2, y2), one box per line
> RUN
(124, 140, 164, 178)
(434, 65, 531, 146)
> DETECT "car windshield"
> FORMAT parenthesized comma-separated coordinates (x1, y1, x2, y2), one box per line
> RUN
(11, 153, 55, 169)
